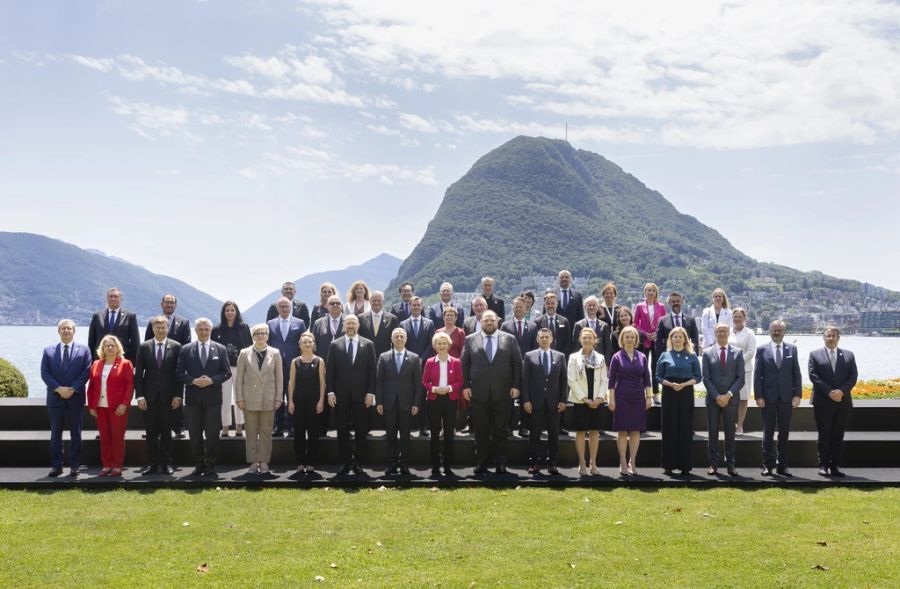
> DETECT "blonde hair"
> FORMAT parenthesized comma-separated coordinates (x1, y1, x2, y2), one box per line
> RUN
(431, 331, 452, 348)
(618, 325, 640, 348)
(346, 280, 370, 305)
(96, 335, 125, 359)
(251, 323, 269, 336)
(712, 288, 730, 309)
(666, 326, 694, 355)
(643, 283, 659, 300)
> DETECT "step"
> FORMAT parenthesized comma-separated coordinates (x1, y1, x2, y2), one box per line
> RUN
(3, 430, 898, 468)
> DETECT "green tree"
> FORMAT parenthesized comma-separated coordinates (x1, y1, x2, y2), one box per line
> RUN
(0, 358, 28, 398)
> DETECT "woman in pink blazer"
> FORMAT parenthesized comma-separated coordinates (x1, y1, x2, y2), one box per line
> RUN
(422, 332, 463, 478)
(87, 335, 134, 477)
(633, 282, 667, 404)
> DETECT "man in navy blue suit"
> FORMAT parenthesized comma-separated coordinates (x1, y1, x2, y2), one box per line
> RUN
(428, 282, 464, 329)
(87, 287, 141, 362)
(808, 326, 858, 477)
(268, 297, 307, 437)
(40, 319, 92, 477)
(401, 296, 435, 437)
(390, 282, 415, 323)
(754, 320, 803, 476)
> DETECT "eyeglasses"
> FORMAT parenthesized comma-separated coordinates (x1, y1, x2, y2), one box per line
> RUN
(328, 302, 342, 306)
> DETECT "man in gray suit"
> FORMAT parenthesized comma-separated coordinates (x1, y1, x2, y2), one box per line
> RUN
(463, 296, 488, 335)
(701, 323, 745, 476)
(754, 320, 803, 476)
(376, 328, 423, 476)
(268, 297, 307, 437)
(461, 310, 523, 474)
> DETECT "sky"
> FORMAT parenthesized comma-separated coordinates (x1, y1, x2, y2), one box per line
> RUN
(1, 0, 899, 309)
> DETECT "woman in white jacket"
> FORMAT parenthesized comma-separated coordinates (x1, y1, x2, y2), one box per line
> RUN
(567, 328, 609, 476)
(728, 308, 756, 434)
(700, 288, 733, 348)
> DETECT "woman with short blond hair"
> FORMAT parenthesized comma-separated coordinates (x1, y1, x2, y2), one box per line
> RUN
(234, 323, 283, 475)
(656, 326, 702, 476)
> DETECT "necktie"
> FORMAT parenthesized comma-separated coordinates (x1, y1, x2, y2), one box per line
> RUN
(517, 320, 523, 338)
(156, 343, 163, 368)
(562, 290, 569, 310)
(675, 315, 681, 327)
(347, 338, 355, 363)
(589, 320, 595, 332)
(413, 319, 419, 338)
(775, 344, 782, 368)
(281, 320, 289, 341)
(543, 350, 550, 376)
(63, 344, 70, 369)
(108, 310, 116, 333)
(200, 342, 208, 368)
(720, 346, 727, 369)
(403, 302, 408, 316)
(829, 349, 837, 371)
(331, 319, 338, 336)
(550, 317, 556, 334)
(394, 351, 402, 372)
(373, 315, 380, 337)
(485, 335, 494, 362)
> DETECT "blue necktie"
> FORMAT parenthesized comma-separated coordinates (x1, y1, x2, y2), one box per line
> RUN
(108, 310, 116, 333)
(395, 352, 402, 372)
(347, 338, 354, 363)
(200, 343, 208, 368)
(413, 319, 419, 338)
(62, 344, 70, 370)
(485, 335, 494, 363)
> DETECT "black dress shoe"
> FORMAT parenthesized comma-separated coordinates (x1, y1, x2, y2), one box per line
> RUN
(140, 465, 159, 476)
(69, 466, 81, 477)
(48, 467, 63, 477)
(830, 467, 846, 477)
(663, 468, 674, 476)
(547, 465, 560, 476)
(527, 464, 540, 475)
(473, 465, 489, 475)
(202, 468, 217, 477)
(431, 467, 442, 478)
(351, 463, 365, 476)
(518, 428, 529, 438)
(163, 465, 176, 475)
(443, 467, 456, 478)
(337, 463, 352, 476)
(707, 466, 718, 475)
(419, 429, 430, 438)
(818, 466, 830, 477)
(727, 466, 738, 477)
(399, 466, 410, 476)
(173, 430, 185, 439)
(559, 428, 570, 436)
(496, 465, 508, 474)
(776, 466, 792, 477)
(761, 466, 772, 476)
(384, 466, 399, 476)
(188, 467, 205, 477)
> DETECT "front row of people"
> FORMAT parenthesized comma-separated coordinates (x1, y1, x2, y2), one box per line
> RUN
(41, 314, 858, 478)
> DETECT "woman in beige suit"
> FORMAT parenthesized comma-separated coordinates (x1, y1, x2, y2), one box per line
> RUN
(234, 324, 283, 475)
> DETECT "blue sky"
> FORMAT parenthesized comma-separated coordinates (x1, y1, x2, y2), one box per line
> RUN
(1, 0, 898, 309)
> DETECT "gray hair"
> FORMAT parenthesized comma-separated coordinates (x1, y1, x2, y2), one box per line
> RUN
(195, 317, 213, 329)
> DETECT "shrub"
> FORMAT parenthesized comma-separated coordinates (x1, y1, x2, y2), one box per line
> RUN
(0, 358, 28, 398)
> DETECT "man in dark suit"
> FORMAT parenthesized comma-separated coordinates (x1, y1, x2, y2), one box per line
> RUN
(87, 287, 141, 362)
(461, 311, 523, 474)
(311, 294, 344, 437)
(655, 291, 700, 356)
(754, 320, 803, 476)
(808, 326, 858, 477)
(501, 296, 539, 438)
(176, 318, 232, 476)
(554, 270, 584, 327)
(358, 290, 399, 357)
(521, 328, 568, 475)
(265, 281, 311, 327)
(469, 277, 505, 321)
(376, 328, 423, 475)
(143, 293, 192, 344)
(268, 297, 307, 437)
(40, 319, 92, 477)
(428, 282, 464, 329)
(401, 297, 436, 437)
(572, 295, 613, 365)
(535, 291, 572, 357)
(143, 293, 191, 439)
(390, 282, 415, 323)
(701, 323, 745, 476)
(463, 296, 488, 335)
(326, 314, 377, 475)
(134, 315, 184, 475)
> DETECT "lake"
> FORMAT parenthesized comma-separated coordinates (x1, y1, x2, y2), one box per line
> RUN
(2, 325, 898, 399)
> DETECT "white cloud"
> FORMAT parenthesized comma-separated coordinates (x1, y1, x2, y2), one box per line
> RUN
(107, 96, 190, 139)
(398, 113, 456, 134)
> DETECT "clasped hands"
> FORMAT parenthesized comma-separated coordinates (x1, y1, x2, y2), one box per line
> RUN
(55, 386, 75, 400)
(462, 388, 519, 401)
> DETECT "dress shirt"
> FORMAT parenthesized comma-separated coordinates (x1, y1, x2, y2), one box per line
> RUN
(99, 363, 113, 408)
(438, 360, 449, 388)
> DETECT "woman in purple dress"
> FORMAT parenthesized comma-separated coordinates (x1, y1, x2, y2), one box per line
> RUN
(608, 326, 652, 476)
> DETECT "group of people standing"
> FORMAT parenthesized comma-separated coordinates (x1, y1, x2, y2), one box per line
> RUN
(39, 271, 859, 479)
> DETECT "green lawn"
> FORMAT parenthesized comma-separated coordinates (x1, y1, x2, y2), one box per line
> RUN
(1, 488, 897, 588)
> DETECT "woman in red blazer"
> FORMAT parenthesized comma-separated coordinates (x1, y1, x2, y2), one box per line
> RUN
(633, 282, 667, 405)
(87, 335, 134, 477)
(422, 332, 463, 478)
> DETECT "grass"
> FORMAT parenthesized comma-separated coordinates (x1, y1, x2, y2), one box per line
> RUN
(1, 488, 898, 587)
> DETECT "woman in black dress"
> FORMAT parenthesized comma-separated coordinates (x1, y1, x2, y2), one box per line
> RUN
(287, 332, 326, 475)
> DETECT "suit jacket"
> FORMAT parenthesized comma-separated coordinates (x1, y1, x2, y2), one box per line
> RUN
(701, 343, 745, 401)
(401, 315, 435, 363)
(633, 301, 667, 350)
(470, 295, 506, 321)
(358, 311, 400, 357)
(375, 349, 423, 411)
(134, 338, 184, 404)
(808, 347, 858, 407)
(266, 299, 311, 327)
(554, 287, 584, 326)
(267, 316, 307, 374)
(86, 358, 135, 409)
(460, 331, 523, 403)
(176, 340, 232, 407)
(143, 314, 191, 345)
(311, 315, 343, 361)
(40, 342, 92, 407)
(521, 348, 568, 408)
(234, 346, 283, 411)
(655, 313, 700, 356)
(427, 302, 464, 329)
(500, 317, 538, 356)
(572, 318, 612, 364)
(422, 355, 463, 401)
(753, 342, 802, 403)
(598, 304, 622, 327)
(463, 315, 482, 336)
(566, 351, 609, 405)
(326, 335, 377, 401)
(534, 314, 572, 356)
(310, 304, 329, 325)
(390, 301, 412, 323)
(88, 308, 142, 362)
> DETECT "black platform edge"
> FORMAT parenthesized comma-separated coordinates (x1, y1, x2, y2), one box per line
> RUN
(2, 466, 898, 490)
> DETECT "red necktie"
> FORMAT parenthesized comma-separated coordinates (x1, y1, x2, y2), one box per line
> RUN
(720, 347, 726, 368)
